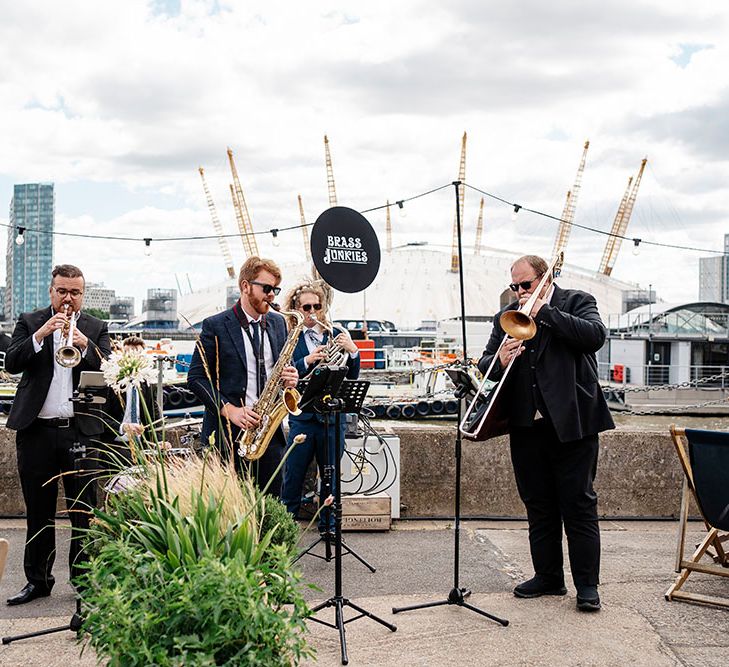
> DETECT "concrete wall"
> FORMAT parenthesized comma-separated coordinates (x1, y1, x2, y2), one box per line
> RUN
(389, 425, 685, 519)
(0, 424, 688, 519)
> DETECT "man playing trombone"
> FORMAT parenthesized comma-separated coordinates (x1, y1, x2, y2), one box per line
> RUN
(478, 255, 614, 612)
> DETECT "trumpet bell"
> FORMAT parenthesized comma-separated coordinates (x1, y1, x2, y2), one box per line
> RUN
(55, 346, 82, 368)
(500, 310, 537, 340)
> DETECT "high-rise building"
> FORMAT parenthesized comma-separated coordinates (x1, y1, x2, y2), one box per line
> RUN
(6, 183, 55, 319)
(699, 233, 729, 303)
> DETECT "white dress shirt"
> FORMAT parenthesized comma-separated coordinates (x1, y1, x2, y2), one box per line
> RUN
(33, 314, 83, 419)
(241, 312, 275, 408)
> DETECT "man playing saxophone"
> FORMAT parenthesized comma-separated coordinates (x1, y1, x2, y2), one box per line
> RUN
(188, 257, 298, 495)
(280, 281, 360, 535)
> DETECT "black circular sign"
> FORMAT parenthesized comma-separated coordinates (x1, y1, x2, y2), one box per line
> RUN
(310, 206, 381, 293)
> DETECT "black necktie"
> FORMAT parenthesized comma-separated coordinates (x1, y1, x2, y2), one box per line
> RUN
(250, 320, 267, 395)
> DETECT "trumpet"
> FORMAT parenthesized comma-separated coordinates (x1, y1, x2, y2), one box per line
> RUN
(308, 316, 350, 372)
(459, 252, 563, 441)
(56, 304, 82, 368)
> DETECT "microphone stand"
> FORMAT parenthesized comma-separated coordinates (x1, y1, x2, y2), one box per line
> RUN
(391, 180, 509, 627)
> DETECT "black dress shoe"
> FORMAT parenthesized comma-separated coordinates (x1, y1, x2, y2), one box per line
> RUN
(576, 586, 601, 612)
(514, 575, 567, 598)
(6, 583, 51, 606)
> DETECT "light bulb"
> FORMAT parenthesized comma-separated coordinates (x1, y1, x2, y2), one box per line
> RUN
(272, 229, 280, 247)
(397, 200, 407, 218)
(511, 204, 521, 223)
(144, 238, 152, 257)
(632, 238, 641, 256)
(15, 228, 25, 246)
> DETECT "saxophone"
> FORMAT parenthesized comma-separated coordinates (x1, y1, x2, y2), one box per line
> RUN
(237, 309, 306, 461)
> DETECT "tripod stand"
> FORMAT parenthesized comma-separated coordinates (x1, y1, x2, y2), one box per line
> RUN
(3, 440, 90, 645)
(391, 180, 508, 627)
(304, 372, 396, 665)
(3, 384, 106, 646)
(293, 373, 376, 573)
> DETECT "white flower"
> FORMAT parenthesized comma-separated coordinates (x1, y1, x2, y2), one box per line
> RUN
(101, 350, 158, 392)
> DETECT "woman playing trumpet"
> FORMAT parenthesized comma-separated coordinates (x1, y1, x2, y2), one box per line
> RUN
(280, 281, 360, 536)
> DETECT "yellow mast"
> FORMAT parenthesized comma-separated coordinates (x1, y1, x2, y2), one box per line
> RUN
(198, 167, 236, 279)
(298, 194, 311, 262)
(552, 140, 590, 258)
(227, 147, 259, 258)
(324, 135, 338, 206)
(599, 157, 648, 276)
(450, 131, 467, 273)
(474, 197, 484, 256)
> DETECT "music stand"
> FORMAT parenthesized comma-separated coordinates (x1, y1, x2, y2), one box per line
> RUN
(3, 383, 106, 646)
(391, 180, 508, 627)
(294, 367, 375, 572)
(303, 369, 396, 665)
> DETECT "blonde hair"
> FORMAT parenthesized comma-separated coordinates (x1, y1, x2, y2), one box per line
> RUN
(282, 281, 329, 329)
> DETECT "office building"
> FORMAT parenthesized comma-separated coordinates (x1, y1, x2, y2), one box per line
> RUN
(6, 183, 54, 319)
(85, 283, 116, 312)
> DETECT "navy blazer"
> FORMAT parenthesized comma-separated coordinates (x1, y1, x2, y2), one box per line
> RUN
(479, 284, 615, 443)
(187, 306, 288, 445)
(5, 306, 111, 435)
(291, 329, 360, 425)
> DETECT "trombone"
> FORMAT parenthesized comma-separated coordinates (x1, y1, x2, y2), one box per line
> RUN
(459, 252, 564, 441)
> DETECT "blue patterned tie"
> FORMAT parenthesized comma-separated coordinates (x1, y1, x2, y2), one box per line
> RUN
(130, 386, 138, 423)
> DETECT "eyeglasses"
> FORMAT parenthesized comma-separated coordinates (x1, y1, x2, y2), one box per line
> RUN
(509, 275, 542, 293)
(249, 281, 281, 296)
(53, 287, 84, 298)
(301, 303, 322, 312)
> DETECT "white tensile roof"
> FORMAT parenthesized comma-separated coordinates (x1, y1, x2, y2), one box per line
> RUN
(178, 245, 638, 330)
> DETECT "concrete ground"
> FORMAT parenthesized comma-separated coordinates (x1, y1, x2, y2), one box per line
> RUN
(1, 519, 728, 666)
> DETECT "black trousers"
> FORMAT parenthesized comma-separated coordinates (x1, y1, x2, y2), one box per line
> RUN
(509, 419, 601, 588)
(16, 421, 97, 591)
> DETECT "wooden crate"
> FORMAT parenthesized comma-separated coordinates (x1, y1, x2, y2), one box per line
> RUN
(341, 493, 391, 531)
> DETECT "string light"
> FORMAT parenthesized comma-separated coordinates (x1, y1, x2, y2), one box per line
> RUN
(144, 238, 152, 256)
(0, 180, 724, 258)
(271, 229, 280, 247)
(632, 238, 641, 256)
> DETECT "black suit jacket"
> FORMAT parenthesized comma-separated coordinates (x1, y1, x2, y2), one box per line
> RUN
(479, 284, 615, 443)
(187, 307, 288, 446)
(5, 307, 111, 435)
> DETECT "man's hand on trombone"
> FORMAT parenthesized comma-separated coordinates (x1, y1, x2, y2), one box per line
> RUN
(499, 337, 525, 368)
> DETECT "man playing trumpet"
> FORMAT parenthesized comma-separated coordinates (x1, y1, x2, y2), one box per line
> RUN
(479, 255, 614, 612)
(5, 264, 110, 605)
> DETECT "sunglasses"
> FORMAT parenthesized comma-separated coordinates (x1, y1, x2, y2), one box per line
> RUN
(249, 280, 281, 296)
(301, 303, 322, 312)
(509, 275, 543, 292)
(53, 287, 84, 298)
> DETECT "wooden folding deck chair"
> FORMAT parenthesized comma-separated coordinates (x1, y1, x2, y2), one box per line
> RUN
(666, 426, 729, 609)
(0, 538, 7, 583)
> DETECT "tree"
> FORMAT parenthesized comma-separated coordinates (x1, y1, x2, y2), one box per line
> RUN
(85, 307, 110, 320)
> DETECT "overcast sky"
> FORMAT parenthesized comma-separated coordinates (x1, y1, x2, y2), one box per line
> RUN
(1, 0, 727, 313)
